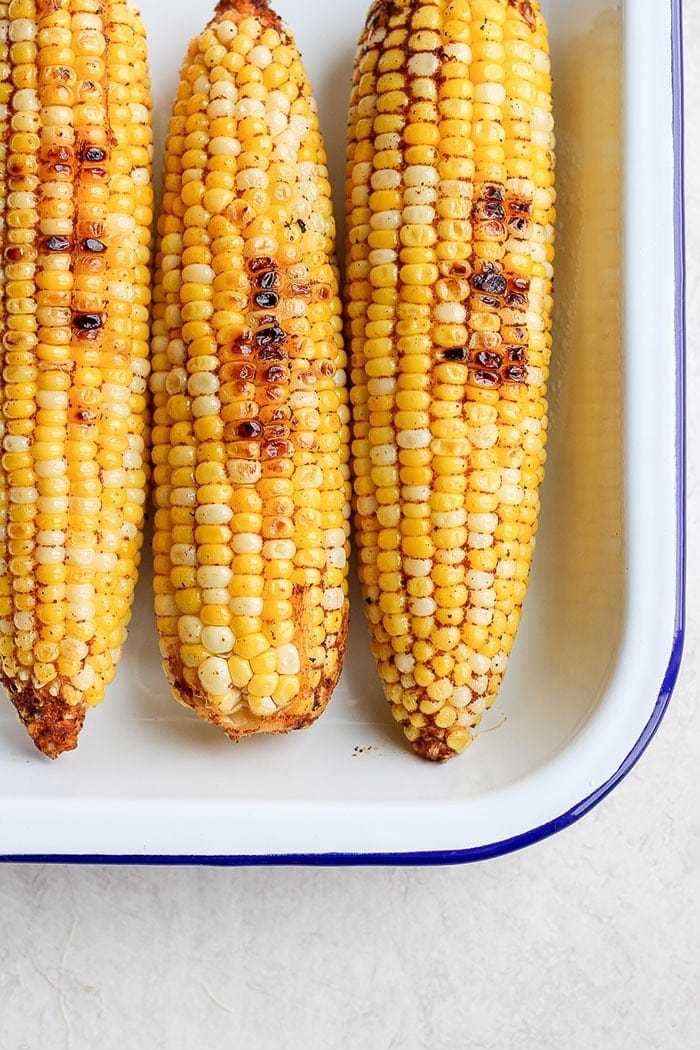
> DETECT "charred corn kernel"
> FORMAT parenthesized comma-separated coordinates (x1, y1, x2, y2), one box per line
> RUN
(346, 0, 555, 761)
(152, 0, 350, 742)
(0, 0, 153, 758)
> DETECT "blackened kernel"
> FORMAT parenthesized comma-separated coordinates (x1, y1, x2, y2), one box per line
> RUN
(72, 407, 97, 424)
(85, 167, 107, 179)
(52, 164, 72, 175)
(443, 348, 467, 361)
(476, 350, 503, 369)
(296, 218, 306, 233)
(74, 313, 104, 331)
(482, 185, 504, 201)
(505, 292, 528, 307)
(83, 238, 106, 253)
(472, 271, 507, 296)
(255, 325, 286, 347)
(264, 439, 292, 459)
(507, 347, 527, 363)
(473, 369, 501, 387)
(258, 270, 280, 290)
(259, 346, 286, 363)
(265, 365, 287, 382)
(478, 295, 501, 309)
(510, 199, 532, 215)
(82, 146, 106, 162)
(248, 256, 274, 273)
(45, 236, 72, 252)
(5, 245, 35, 262)
(254, 291, 278, 309)
(481, 201, 506, 220)
(509, 216, 528, 233)
(505, 364, 528, 383)
(319, 360, 336, 377)
(6, 158, 31, 176)
(237, 420, 264, 439)
(511, 276, 531, 292)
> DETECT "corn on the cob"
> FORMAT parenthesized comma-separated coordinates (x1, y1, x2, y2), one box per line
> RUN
(346, 0, 555, 761)
(150, 0, 350, 739)
(0, 0, 153, 757)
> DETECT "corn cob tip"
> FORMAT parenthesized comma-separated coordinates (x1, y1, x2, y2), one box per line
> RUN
(162, 606, 348, 741)
(412, 735, 460, 764)
(507, 0, 538, 33)
(3, 684, 85, 759)
(214, 0, 280, 28)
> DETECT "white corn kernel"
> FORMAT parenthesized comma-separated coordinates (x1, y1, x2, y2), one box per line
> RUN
(248, 694, 277, 717)
(452, 686, 471, 709)
(327, 547, 347, 570)
(402, 204, 435, 224)
(403, 558, 431, 578)
(397, 429, 431, 450)
(322, 587, 344, 611)
(370, 443, 397, 466)
(202, 626, 235, 656)
(216, 19, 238, 44)
(198, 656, 232, 696)
(276, 643, 301, 675)
(196, 504, 233, 526)
(443, 43, 472, 63)
(325, 528, 346, 549)
(71, 666, 96, 692)
(435, 302, 467, 325)
(404, 165, 439, 187)
(408, 52, 439, 76)
(232, 533, 263, 554)
(263, 539, 295, 560)
(178, 616, 202, 644)
(249, 45, 272, 68)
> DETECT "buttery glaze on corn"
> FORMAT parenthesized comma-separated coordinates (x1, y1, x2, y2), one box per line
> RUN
(346, 0, 555, 761)
(150, 0, 351, 739)
(0, 0, 153, 757)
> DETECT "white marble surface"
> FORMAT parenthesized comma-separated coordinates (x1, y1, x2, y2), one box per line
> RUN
(1, 7, 699, 1050)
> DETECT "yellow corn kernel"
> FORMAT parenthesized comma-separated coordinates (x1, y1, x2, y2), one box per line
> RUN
(346, 0, 555, 762)
(150, 0, 349, 742)
(0, 0, 153, 758)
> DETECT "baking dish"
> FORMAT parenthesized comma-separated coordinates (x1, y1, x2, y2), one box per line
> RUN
(0, 0, 685, 863)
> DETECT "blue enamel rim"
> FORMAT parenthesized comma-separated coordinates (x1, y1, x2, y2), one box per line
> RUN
(1, 0, 686, 867)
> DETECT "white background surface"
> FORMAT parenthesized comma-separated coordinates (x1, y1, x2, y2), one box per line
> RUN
(0, 2, 698, 1048)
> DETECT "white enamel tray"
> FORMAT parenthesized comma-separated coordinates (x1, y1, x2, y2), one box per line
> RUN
(0, 0, 685, 863)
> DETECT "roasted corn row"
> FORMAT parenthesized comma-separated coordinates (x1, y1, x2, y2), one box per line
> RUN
(151, 0, 351, 739)
(0, 0, 153, 756)
(346, 0, 555, 760)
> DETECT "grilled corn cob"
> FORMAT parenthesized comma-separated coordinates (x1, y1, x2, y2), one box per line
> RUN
(0, 0, 153, 756)
(150, 0, 350, 739)
(346, 0, 555, 761)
